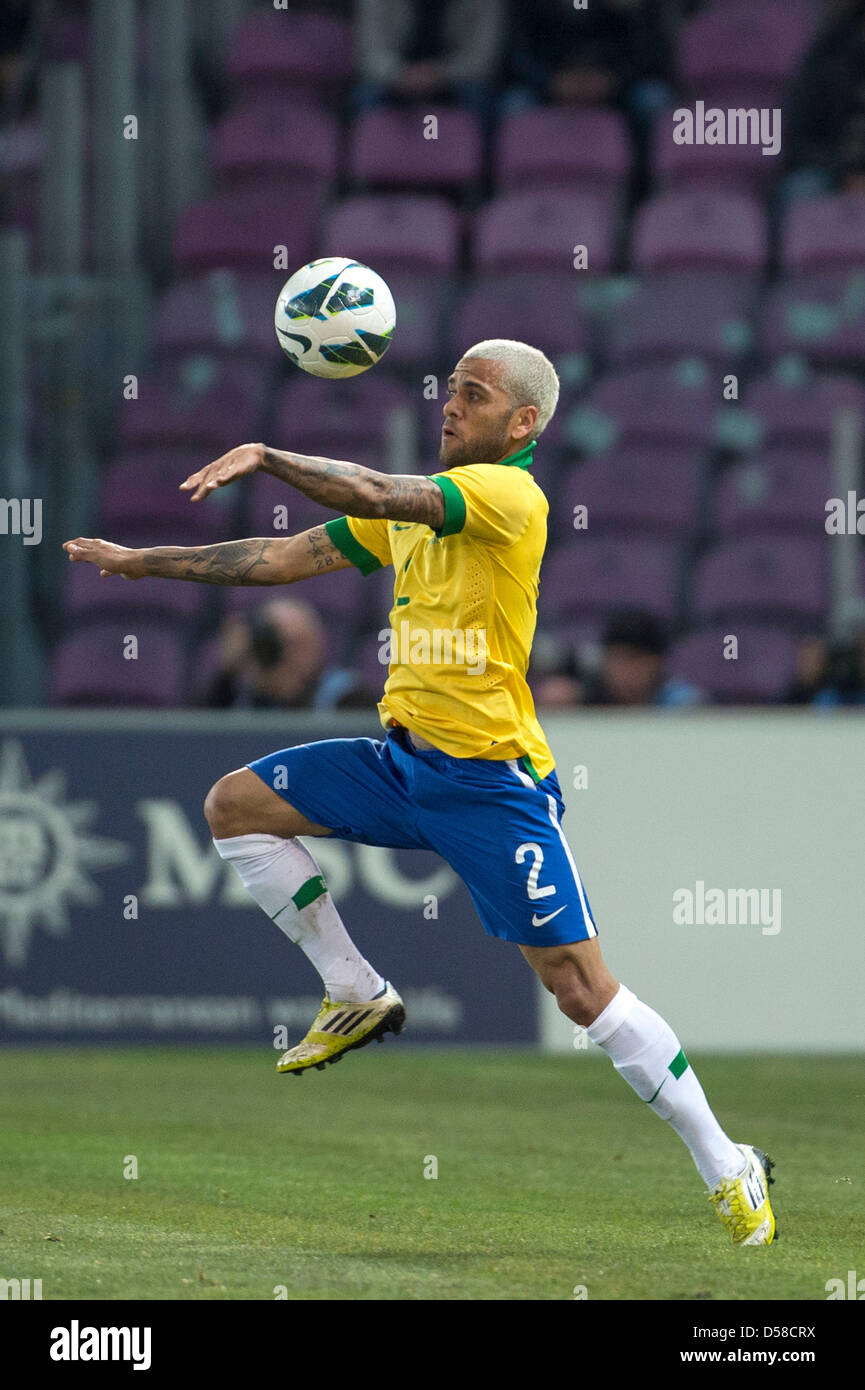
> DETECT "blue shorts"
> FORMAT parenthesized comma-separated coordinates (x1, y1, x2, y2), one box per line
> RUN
(247, 727, 597, 947)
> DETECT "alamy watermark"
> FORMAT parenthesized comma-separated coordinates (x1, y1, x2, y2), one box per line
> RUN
(378, 623, 487, 674)
(0, 497, 42, 545)
(672, 102, 781, 158)
(673, 881, 781, 936)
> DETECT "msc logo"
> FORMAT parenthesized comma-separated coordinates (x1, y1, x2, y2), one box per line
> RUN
(0, 739, 458, 969)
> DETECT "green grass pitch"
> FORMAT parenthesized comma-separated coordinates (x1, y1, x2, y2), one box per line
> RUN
(0, 1048, 862, 1301)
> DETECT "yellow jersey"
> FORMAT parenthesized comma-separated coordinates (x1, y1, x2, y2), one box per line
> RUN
(324, 440, 554, 779)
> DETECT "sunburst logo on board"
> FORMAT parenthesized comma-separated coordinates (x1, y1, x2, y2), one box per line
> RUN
(0, 741, 129, 968)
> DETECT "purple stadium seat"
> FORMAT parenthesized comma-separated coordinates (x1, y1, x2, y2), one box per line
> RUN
(226, 11, 352, 103)
(475, 190, 616, 274)
(224, 563, 368, 625)
(51, 621, 188, 707)
(564, 364, 716, 455)
(348, 107, 483, 190)
(382, 270, 449, 368)
(605, 272, 755, 366)
(452, 274, 591, 361)
(211, 101, 339, 194)
(322, 195, 461, 274)
(173, 189, 317, 275)
(118, 361, 269, 452)
(652, 118, 778, 196)
(736, 371, 865, 452)
(273, 373, 414, 458)
(714, 452, 831, 536)
(782, 195, 865, 275)
(152, 273, 284, 365)
(495, 108, 630, 197)
(692, 536, 827, 627)
(538, 538, 682, 625)
(679, 2, 816, 101)
(63, 559, 207, 622)
(759, 272, 865, 369)
(247, 473, 331, 538)
(553, 453, 704, 543)
(669, 626, 799, 703)
(99, 453, 240, 541)
(632, 191, 767, 272)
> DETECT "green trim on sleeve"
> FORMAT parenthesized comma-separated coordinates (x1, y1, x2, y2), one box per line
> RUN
(324, 516, 383, 576)
(432, 474, 467, 537)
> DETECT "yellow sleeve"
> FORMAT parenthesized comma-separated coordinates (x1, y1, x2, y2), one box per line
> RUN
(432, 464, 535, 547)
(324, 515, 392, 573)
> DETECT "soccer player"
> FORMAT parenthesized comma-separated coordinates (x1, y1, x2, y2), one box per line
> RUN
(63, 339, 776, 1245)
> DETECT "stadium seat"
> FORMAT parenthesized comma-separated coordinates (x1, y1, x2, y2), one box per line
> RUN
(781, 195, 865, 275)
(323, 194, 462, 275)
(679, 1, 817, 108)
(118, 360, 270, 452)
(759, 272, 865, 370)
(669, 625, 799, 703)
(538, 538, 683, 626)
(692, 536, 828, 628)
(381, 270, 450, 369)
(713, 452, 831, 537)
(62, 559, 208, 623)
(98, 452, 240, 542)
(225, 561, 369, 626)
(604, 272, 755, 366)
(173, 188, 317, 274)
(272, 373, 415, 459)
(553, 452, 705, 543)
(730, 371, 865, 453)
(211, 101, 339, 196)
(347, 106, 483, 190)
(451, 273, 592, 363)
(495, 108, 630, 197)
(51, 621, 189, 706)
(632, 191, 767, 272)
(225, 10, 352, 105)
(651, 120, 779, 197)
(561, 363, 716, 455)
(151, 273, 285, 365)
(475, 190, 616, 274)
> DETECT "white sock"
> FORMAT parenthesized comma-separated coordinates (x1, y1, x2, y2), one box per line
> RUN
(213, 833, 385, 1003)
(586, 984, 744, 1188)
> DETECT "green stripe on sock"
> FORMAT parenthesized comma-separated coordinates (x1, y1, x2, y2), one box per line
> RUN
(292, 875, 327, 912)
(668, 1048, 689, 1080)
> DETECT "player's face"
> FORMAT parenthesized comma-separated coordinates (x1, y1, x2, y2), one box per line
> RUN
(439, 359, 523, 467)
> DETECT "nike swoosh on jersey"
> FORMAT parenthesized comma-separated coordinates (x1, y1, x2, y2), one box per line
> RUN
(392, 523, 413, 530)
(532, 906, 567, 927)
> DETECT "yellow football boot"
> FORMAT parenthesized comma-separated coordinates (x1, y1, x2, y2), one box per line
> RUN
(277, 982, 405, 1076)
(709, 1144, 777, 1245)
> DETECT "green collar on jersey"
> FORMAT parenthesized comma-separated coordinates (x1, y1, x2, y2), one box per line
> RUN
(496, 441, 536, 469)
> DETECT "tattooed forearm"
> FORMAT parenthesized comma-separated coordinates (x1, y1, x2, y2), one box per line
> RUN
(140, 539, 280, 585)
(262, 448, 445, 528)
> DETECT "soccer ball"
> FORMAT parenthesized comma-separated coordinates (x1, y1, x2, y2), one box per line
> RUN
(274, 257, 396, 378)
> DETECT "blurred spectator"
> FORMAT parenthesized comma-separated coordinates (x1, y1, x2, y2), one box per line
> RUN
(786, 600, 865, 706)
(354, 0, 504, 122)
(200, 599, 373, 710)
(783, 0, 865, 198)
(502, 0, 673, 124)
(535, 609, 705, 709)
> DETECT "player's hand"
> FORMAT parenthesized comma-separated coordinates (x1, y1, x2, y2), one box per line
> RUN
(63, 538, 147, 579)
(179, 443, 264, 502)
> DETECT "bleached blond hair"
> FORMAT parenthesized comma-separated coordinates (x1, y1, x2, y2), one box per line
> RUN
(460, 339, 560, 439)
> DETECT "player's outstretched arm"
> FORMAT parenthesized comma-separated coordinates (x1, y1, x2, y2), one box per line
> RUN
(62, 525, 352, 585)
(180, 442, 445, 529)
